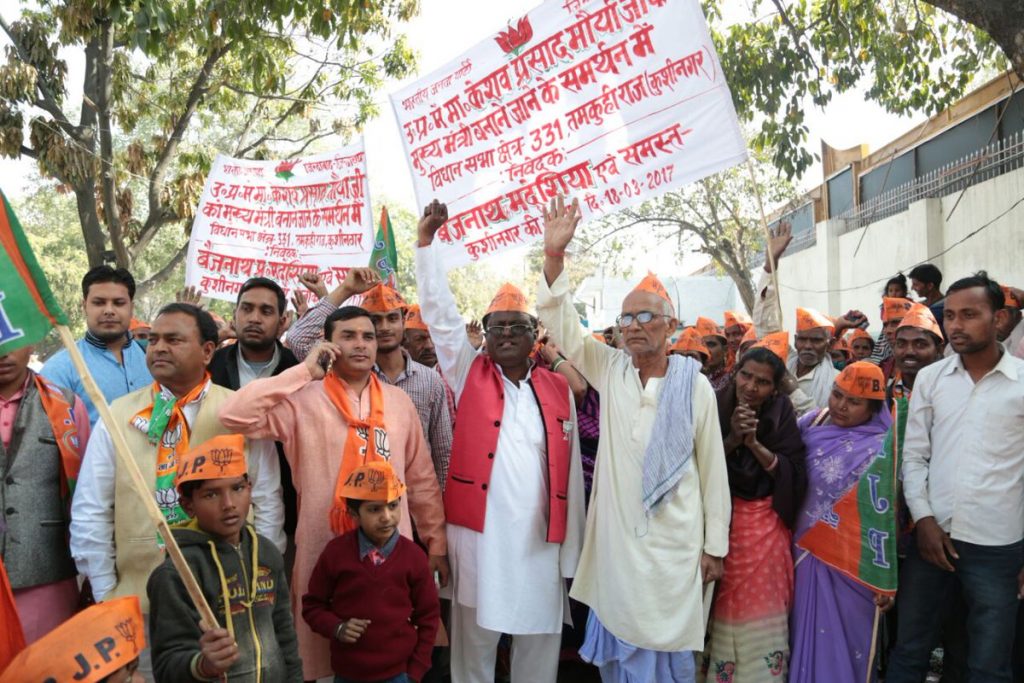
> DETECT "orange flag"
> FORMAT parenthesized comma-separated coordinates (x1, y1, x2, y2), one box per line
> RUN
(0, 557, 25, 672)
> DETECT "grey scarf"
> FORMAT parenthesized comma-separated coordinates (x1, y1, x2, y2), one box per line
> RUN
(642, 354, 699, 516)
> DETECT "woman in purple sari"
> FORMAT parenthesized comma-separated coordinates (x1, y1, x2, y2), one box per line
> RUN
(789, 362, 894, 683)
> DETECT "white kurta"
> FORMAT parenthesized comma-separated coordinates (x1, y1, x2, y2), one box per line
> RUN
(415, 242, 585, 635)
(537, 271, 731, 652)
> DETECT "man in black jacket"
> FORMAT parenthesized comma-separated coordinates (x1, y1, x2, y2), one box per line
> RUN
(208, 276, 300, 573)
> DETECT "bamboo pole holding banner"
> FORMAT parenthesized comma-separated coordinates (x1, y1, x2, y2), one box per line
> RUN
(745, 157, 785, 329)
(54, 324, 219, 629)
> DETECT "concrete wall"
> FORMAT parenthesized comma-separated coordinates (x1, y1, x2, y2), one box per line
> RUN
(770, 166, 1024, 336)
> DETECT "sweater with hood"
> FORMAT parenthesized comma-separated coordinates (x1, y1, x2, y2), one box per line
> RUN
(147, 521, 303, 682)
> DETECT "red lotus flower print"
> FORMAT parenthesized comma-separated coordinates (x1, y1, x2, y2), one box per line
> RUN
(495, 16, 533, 56)
(275, 159, 298, 181)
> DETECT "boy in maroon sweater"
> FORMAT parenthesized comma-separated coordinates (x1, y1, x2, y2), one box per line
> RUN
(303, 461, 440, 683)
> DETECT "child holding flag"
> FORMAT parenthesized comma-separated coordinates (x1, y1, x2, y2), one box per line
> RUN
(302, 461, 440, 683)
(146, 434, 302, 682)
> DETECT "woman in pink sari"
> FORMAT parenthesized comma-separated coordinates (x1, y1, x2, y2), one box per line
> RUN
(789, 362, 894, 683)
(705, 344, 807, 682)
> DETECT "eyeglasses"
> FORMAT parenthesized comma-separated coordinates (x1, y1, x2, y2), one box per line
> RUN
(485, 323, 534, 337)
(616, 311, 670, 328)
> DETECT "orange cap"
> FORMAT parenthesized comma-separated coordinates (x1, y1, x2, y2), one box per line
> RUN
(129, 318, 150, 332)
(881, 297, 914, 323)
(831, 335, 851, 357)
(752, 331, 789, 363)
(175, 434, 247, 492)
(486, 282, 530, 315)
(1003, 286, 1022, 309)
(591, 332, 606, 342)
(695, 316, 725, 340)
(740, 325, 758, 345)
(670, 327, 710, 359)
(404, 304, 429, 331)
(361, 284, 407, 314)
(0, 596, 146, 683)
(834, 361, 886, 400)
(630, 272, 673, 310)
(796, 307, 835, 333)
(723, 310, 753, 329)
(896, 303, 943, 340)
(340, 461, 407, 503)
(848, 328, 874, 345)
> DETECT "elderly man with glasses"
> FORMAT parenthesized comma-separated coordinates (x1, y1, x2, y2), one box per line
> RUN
(537, 196, 730, 683)
(414, 199, 585, 683)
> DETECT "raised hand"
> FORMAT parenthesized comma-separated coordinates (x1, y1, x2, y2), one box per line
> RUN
(542, 195, 582, 254)
(342, 267, 382, 296)
(176, 285, 204, 308)
(417, 199, 449, 246)
(764, 221, 792, 274)
(466, 320, 483, 350)
(291, 289, 309, 319)
(298, 271, 329, 299)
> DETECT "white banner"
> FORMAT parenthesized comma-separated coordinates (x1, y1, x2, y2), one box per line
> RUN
(184, 144, 373, 303)
(390, 0, 747, 269)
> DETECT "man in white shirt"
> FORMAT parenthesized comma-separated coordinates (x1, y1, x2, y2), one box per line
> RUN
(70, 303, 284, 682)
(887, 272, 1024, 683)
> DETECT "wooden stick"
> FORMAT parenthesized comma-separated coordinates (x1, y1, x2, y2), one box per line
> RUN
(55, 324, 219, 628)
(746, 157, 785, 328)
(866, 604, 881, 683)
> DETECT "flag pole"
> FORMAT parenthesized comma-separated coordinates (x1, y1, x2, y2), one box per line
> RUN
(866, 604, 881, 683)
(54, 324, 219, 629)
(746, 156, 785, 327)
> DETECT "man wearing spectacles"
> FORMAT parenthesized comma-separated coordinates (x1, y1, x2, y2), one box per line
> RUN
(538, 196, 731, 683)
(415, 199, 585, 683)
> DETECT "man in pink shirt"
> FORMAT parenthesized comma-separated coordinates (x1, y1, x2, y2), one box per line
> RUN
(219, 304, 447, 682)
(0, 344, 90, 641)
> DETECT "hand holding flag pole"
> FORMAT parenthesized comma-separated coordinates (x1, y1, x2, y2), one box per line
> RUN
(0, 190, 219, 631)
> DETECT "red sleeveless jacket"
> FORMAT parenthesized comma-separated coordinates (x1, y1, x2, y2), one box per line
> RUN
(445, 355, 572, 543)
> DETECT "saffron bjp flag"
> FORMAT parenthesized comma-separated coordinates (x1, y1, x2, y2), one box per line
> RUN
(0, 190, 68, 356)
(797, 397, 908, 595)
(0, 557, 26, 671)
(369, 206, 398, 287)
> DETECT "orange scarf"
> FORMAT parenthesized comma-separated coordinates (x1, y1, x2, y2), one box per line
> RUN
(0, 557, 24, 672)
(33, 374, 83, 501)
(322, 372, 390, 535)
(129, 374, 210, 524)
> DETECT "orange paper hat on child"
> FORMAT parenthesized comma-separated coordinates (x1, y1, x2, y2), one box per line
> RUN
(340, 461, 407, 504)
(897, 303, 943, 339)
(881, 297, 914, 323)
(630, 272, 674, 310)
(740, 325, 758, 345)
(486, 283, 530, 315)
(405, 304, 429, 331)
(361, 284, 408, 313)
(752, 331, 789, 363)
(796, 307, 835, 332)
(723, 310, 753, 329)
(175, 434, 248, 492)
(695, 316, 725, 340)
(834, 361, 886, 400)
(831, 335, 851, 358)
(0, 596, 146, 683)
(670, 327, 710, 359)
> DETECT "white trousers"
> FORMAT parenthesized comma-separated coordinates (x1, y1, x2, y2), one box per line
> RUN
(450, 602, 561, 683)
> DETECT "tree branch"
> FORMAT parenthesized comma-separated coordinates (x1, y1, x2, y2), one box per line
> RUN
(96, 16, 129, 268)
(138, 41, 232, 255)
(18, 145, 37, 159)
(135, 241, 188, 296)
(0, 13, 78, 139)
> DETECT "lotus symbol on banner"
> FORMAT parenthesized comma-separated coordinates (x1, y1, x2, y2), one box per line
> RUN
(495, 16, 533, 56)
(275, 159, 298, 181)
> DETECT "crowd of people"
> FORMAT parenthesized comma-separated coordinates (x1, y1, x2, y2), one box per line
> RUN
(1, 196, 1023, 683)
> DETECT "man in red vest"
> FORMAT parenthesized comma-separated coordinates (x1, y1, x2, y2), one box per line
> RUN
(415, 199, 585, 683)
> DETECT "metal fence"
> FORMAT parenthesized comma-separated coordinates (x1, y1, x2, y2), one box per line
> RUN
(837, 130, 1024, 231)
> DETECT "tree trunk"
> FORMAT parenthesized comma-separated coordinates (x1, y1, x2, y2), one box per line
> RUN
(74, 183, 108, 267)
(924, 1, 1024, 83)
